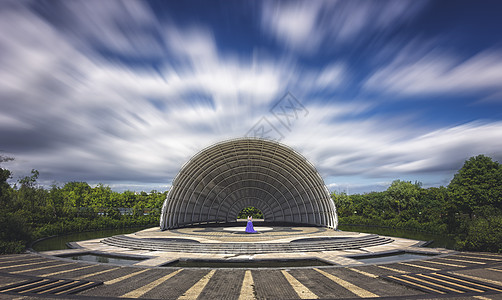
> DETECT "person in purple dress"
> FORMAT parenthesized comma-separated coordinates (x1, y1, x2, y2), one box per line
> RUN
(245, 216, 257, 233)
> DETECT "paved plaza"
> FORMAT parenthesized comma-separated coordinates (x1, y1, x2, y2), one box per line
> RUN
(1, 225, 502, 299)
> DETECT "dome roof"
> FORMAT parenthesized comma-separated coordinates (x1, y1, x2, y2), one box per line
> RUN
(160, 138, 338, 229)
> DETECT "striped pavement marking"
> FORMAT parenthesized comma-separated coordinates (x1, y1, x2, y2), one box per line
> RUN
(449, 272, 502, 289)
(487, 268, 502, 273)
(0, 257, 41, 265)
(10, 262, 76, 274)
(438, 257, 486, 264)
(0, 280, 25, 289)
(314, 268, 379, 298)
(0, 260, 51, 270)
(120, 269, 183, 298)
(417, 274, 483, 293)
(105, 269, 150, 285)
(178, 269, 216, 300)
(420, 260, 465, 268)
(388, 275, 445, 294)
(0, 279, 51, 293)
(281, 270, 318, 299)
(377, 265, 408, 274)
(238, 270, 256, 300)
(76, 267, 121, 280)
(402, 274, 464, 293)
(399, 262, 439, 271)
(54, 281, 96, 295)
(456, 255, 501, 261)
(38, 280, 81, 294)
(348, 268, 379, 278)
(41, 264, 97, 277)
(473, 296, 493, 300)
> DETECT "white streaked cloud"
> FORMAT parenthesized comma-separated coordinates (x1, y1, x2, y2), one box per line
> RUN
(1, 0, 501, 194)
(261, 0, 428, 53)
(365, 48, 502, 96)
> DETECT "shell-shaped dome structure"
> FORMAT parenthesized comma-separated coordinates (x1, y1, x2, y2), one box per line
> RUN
(160, 138, 338, 230)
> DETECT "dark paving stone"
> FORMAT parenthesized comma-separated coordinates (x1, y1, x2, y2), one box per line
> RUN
(252, 269, 298, 299)
(321, 268, 425, 297)
(143, 269, 209, 299)
(81, 269, 166, 297)
(197, 269, 245, 300)
(287, 268, 356, 298)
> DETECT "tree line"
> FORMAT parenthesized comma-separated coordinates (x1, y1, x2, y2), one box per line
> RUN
(1, 154, 501, 254)
(0, 158, 166, 254)
(333, 155, 502, 253)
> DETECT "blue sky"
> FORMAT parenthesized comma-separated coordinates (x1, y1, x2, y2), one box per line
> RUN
(1, 0, 502, 194)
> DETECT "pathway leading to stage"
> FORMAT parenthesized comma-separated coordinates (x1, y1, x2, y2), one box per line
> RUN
(1, 251, 502, 299)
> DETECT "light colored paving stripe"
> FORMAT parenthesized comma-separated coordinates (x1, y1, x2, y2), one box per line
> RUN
(314, 268, 378, 298)
(238, 270, 256, 300)
(439, 257, 486, 264)
(448, 272, 502, 291)
(120, 269, 183, 298)
(105, 269, 150, 285)
(10, 262, 75, 274)
(178, 269, 216, 300)
(76, 267, 121, 280)
(41, 264, 97, 277)
(473, 296, 493, 300)
(39, 280, 79, 294)
(0, 260, 50, 270)
(0, 280, 25, 288)
(418, 274, 483, 292)
(348, 268, 378, 278)
(19, 280, 65, 294)
(456, 255, 501, 261)
(421, 260, 465, 268)
(0, 279, 50, 292)
(399, 262, 439, 271)
(487, 268, 502, 273)
(55, 281, 95, 295)
(388, 276, 445, 294)
(0, 258, 40, 265)
(377, 265, 408, 274)
(281, 270, 318, 299)
(402, 274, 464, 293)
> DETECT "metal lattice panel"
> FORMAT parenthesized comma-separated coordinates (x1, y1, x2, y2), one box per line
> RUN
(160, 138, 338, 229)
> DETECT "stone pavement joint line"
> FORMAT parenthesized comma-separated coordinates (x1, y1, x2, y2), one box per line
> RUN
(178, 269, 216, 300)
(399, 262, 439, 271)
(238, 270, 256, 300)
(11, 262, 75, 274)
(0, 260, 50, 270)
(105, 269, 149, 285)
(377, 265, 408, 274)
(76, 267, 121, 280)
(348, 268, 379, 278)
(448, 272, 502, 291)
(388, 275, 445, 294)
(403, 274, 465, 293)
(281, 270, 319, 299)
(438, 257, 486, 264)
(314, 268, 379, 298)
(417, 274, 483, 293)
(41, 264, 96, 277)
(120, 269, 183, 298)
(422, 260, 465, 268)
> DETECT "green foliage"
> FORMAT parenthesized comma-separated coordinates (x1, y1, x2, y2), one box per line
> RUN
(455, 215, 502, 253)
(448, 155, 502, 218)
(334, 155, 502, 252)
(238, 207, 263, 219)
(0, 166, 166, 254)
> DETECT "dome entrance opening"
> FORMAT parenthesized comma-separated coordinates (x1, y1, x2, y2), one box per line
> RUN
(237, 206, 263, 220)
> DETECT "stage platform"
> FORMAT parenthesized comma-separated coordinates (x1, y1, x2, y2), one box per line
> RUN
(46, 223, 452, 267)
